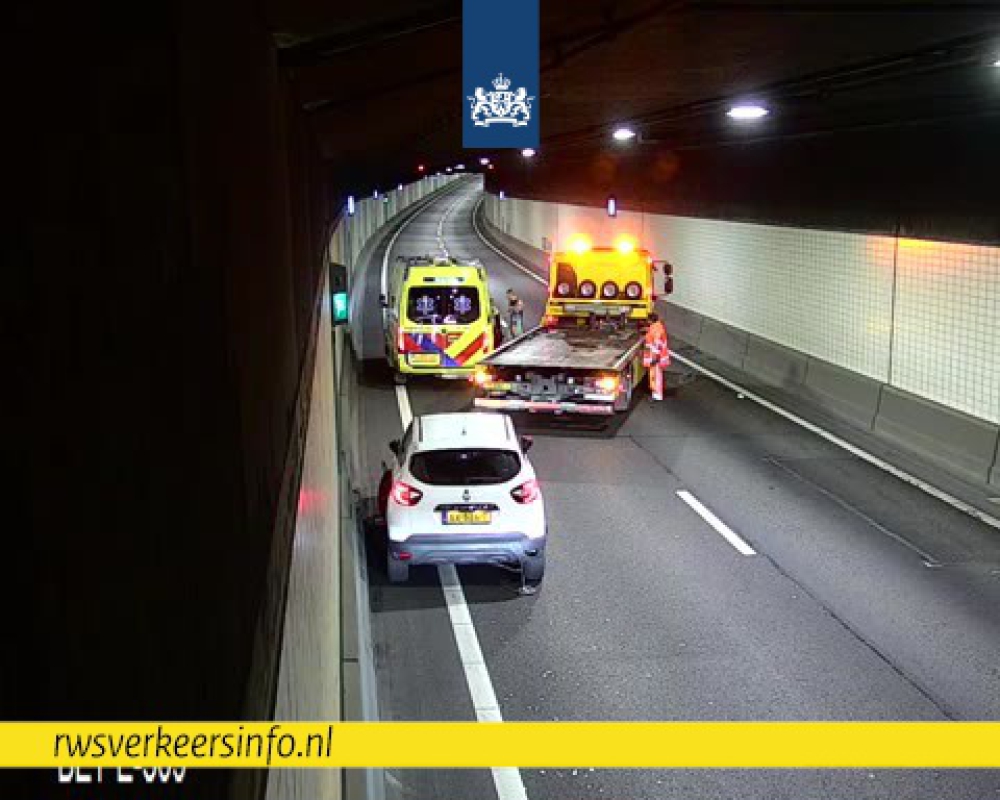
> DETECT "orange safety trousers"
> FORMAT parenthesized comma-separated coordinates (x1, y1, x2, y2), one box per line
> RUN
(643, 324, 670, 400)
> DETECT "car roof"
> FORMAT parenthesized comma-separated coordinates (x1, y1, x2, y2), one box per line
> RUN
(412, 413, 515, 451)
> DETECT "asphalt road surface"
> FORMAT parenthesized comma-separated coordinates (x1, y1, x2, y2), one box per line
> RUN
(352, 180, 1000, 800)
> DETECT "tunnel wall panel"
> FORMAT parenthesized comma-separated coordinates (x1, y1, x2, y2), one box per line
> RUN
(485, 192, 999, 427)
(744, 336, 810, 394)
(874, 387, 1000, 487)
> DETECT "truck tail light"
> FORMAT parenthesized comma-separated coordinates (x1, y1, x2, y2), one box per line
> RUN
(473, 366, 492, 386)
(397, 328, 406, 353)
(511, 479, 540, 504)
(595, 376, 619, 394)
(390, 480, 423, 507)
(543, 315, 559, 328)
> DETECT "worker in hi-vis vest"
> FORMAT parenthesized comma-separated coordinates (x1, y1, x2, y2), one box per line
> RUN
(643, 312, 670, 401)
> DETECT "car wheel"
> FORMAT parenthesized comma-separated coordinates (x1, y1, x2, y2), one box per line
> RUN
(522, 552, 545, 585)
(387, 555, 409, 584)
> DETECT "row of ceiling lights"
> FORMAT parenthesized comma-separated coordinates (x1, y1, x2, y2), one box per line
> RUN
(352, 58, 1000, 214)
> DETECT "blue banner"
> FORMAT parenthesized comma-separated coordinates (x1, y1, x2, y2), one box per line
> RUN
(462, 0, 539, 149)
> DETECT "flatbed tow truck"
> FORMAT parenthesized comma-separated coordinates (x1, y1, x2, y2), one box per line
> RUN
(473, 234, 672, 415)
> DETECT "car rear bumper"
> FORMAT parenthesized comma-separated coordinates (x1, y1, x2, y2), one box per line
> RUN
(389, 532, 546, 567)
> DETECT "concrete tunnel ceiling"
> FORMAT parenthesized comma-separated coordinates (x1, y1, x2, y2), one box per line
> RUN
(268, 1, 1000, 193)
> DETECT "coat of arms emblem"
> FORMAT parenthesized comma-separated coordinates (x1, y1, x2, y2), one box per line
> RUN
(468, 73, 533, 127)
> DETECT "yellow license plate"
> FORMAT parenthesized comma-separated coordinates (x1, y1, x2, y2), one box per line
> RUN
(444, 510, 492, 525)
(409, 353, 441, 366)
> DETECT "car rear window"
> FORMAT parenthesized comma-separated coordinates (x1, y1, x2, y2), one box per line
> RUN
(409, 449, 521, 486)
(406, 286, 481, 325)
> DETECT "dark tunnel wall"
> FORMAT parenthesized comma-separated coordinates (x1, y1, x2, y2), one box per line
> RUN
(487, 115, 1000, 245)
(10, 2, 328, 797)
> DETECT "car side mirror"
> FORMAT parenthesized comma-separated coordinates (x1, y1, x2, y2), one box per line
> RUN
(389, 439, 401, 457)
(520, 435, 533, 453)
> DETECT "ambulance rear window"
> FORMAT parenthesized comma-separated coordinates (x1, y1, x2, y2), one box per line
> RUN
(406, 287, 481, 325)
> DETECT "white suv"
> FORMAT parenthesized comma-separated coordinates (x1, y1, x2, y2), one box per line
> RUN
(381, 412, 547, 586)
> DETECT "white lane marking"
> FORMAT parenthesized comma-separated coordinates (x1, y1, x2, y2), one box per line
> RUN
(381, 203, 423, 302)
(670, 351, 1000, 532)
(471, 196, 547, 286)
(394, 384, 413, 428)
(676, 490, 757, 556)
(393, 383, 528, 800)
(436, 192, 466, 258)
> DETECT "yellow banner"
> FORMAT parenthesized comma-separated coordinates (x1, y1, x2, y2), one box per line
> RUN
(10, 722, 1000, 768)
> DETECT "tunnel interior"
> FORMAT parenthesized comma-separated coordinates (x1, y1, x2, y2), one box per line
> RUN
(9, 1, 1000, 798)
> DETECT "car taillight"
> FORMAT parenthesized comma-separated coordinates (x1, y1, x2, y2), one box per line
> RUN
(543, 314, 559, 327)
(555, 281, 571, 297)
(511, 478, 540, 504)
(390, 480, 423, 506)
(397, 328, 406, 353)
(601, 281, 619, 299)
(625, 281, 643, 299)
(579, 280, 596, 298)
(473, 366, 492, 386)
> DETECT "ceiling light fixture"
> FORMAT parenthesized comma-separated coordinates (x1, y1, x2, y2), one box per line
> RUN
(479, 157, 490, 165)
(612, 126, 637, 141)
(727, 104, 769, 121)
(521, 147, 536, 158)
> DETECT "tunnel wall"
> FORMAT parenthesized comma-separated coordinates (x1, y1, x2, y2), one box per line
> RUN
(479, 193, 1000, 493)
(10, 2, 340, 798)
(482, 193, 1000, 427)
(264, 174, 460, 800)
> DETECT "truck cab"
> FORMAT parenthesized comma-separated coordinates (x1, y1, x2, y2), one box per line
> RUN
(545, 235, 656, 325)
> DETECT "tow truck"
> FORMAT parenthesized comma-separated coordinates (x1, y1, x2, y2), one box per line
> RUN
(473, 234, 673, 415)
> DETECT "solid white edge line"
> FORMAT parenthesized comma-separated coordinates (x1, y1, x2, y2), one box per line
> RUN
(471, 196, 547, 286)
(670, 351, 1000, 532)
(380, 178, 465, 300)
(676, 489, 757, 556)
(390, 215, 529, 800)
(394, 384, 413, 428)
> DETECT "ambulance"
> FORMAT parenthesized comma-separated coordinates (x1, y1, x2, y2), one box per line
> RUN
(383, 256, 501, 383)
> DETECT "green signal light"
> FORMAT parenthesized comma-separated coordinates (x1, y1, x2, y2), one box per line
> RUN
(333, 292, 348, 323)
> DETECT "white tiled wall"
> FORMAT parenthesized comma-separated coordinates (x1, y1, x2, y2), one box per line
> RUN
(891, 239, 1000, 422)
(486, 194, 1000, 424)
(328, 173, 460, 275)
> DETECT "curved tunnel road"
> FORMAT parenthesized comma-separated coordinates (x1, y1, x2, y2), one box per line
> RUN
(354, 180, 1000, 800)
